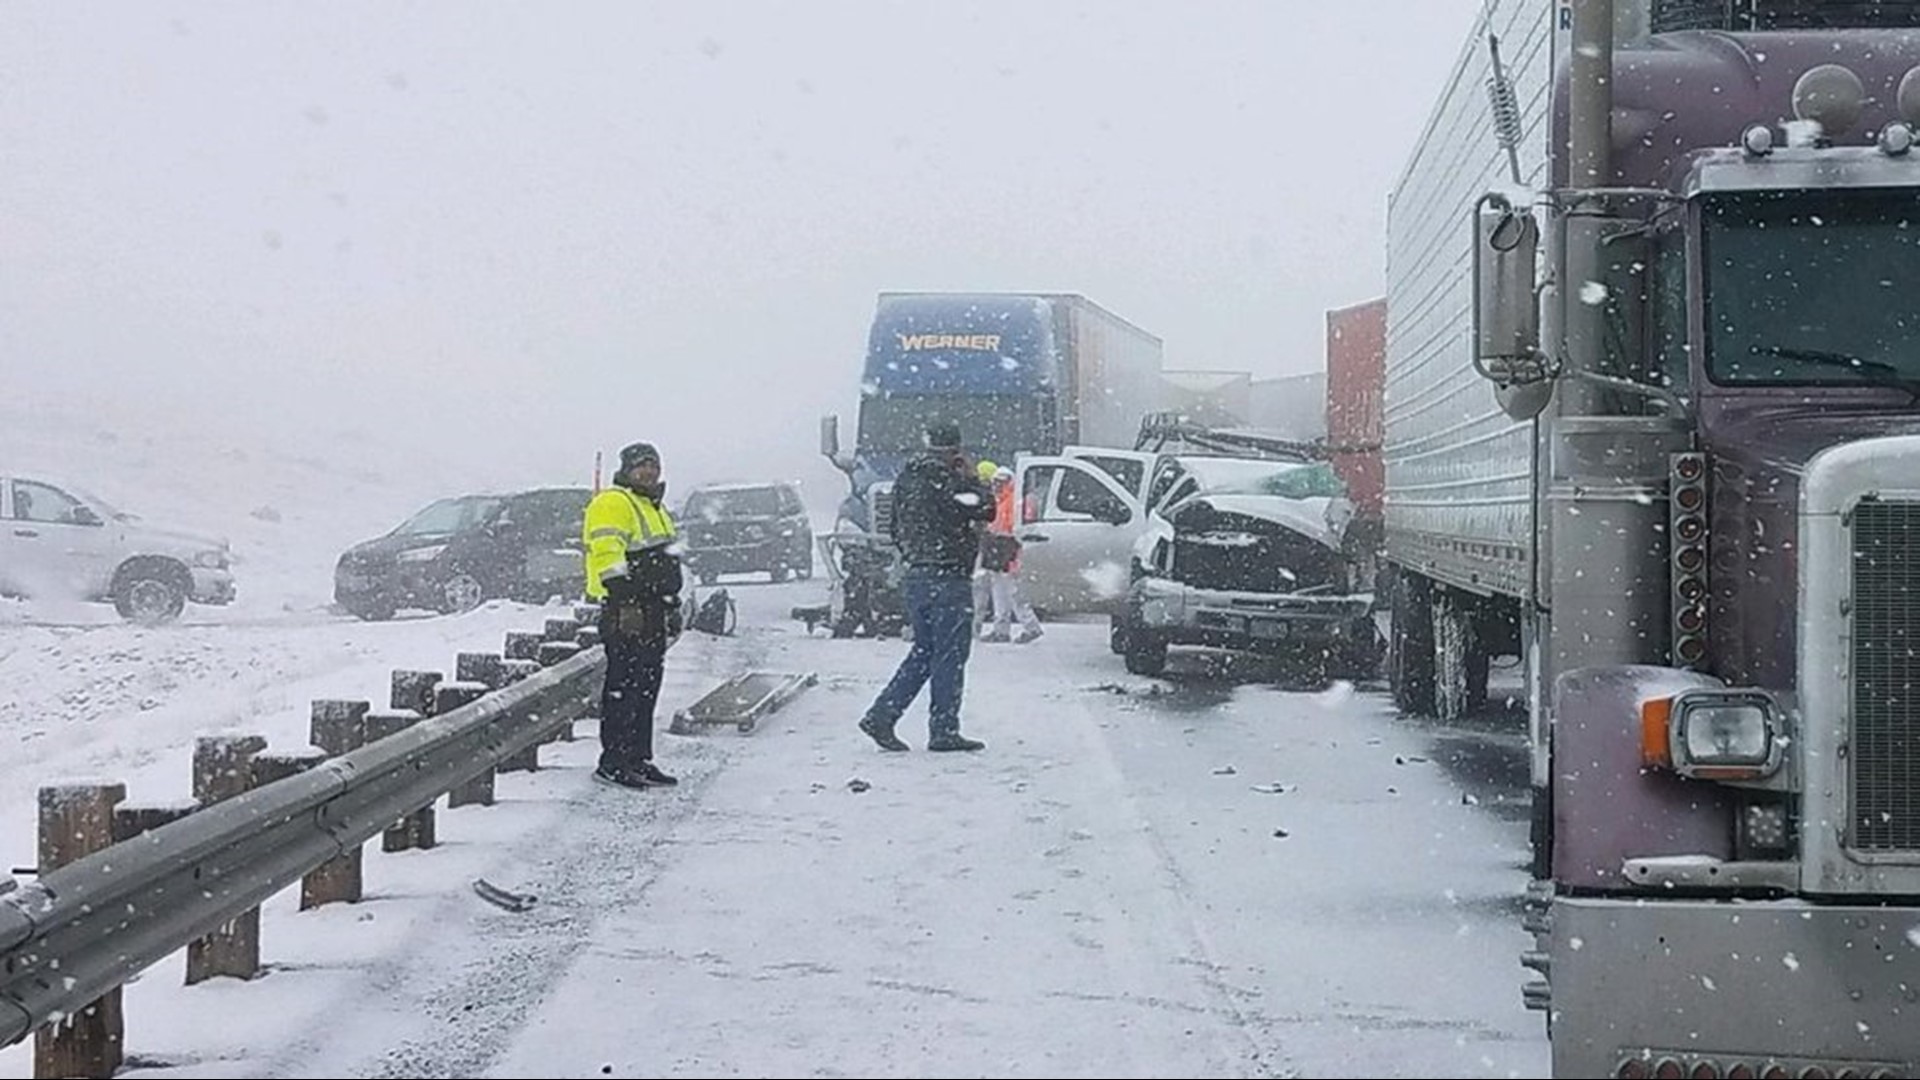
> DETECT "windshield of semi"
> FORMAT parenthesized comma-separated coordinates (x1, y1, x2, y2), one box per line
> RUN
(1703, 187, 1920, 386)
(394, 496, 500, 537)
(856, 395, 1048, 466)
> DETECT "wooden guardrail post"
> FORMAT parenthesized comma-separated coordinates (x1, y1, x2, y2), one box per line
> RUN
(34, 783, 126, 1080)
(504, 630, 544, 662)
(253, 748, 324, 789)
(537, 640, 581, 668)
(186, 735, 267, 985)
(365, 709, 434, 851)
(439, 681, 494, 805)
(466, 649, 536, 772)
(113, 802, 194, 840)
(498, 657, 560, 742)
(390, 668, 442, 715)
(456, 651, 506, 690)
(302, 698, 369, 909)
(537, 641, 585, 747)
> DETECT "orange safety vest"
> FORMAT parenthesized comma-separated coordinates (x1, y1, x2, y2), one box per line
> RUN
(992, 484, 1016, 534)
(984, 483, 1021, 574)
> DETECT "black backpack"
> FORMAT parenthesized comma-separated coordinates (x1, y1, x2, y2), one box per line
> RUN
(692, 588, 737, 636)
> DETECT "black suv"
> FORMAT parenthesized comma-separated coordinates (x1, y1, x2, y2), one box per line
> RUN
(334, 487, 591, 619)
(678, 482, 812, 584)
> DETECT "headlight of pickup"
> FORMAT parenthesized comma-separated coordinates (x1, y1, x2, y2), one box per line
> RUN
(1642, 689, 1786, 781)
(195, 548, 230, 569)
(397, 544, 447, 563)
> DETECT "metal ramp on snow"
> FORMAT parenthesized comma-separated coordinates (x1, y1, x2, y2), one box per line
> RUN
(669, 671, 818, 734)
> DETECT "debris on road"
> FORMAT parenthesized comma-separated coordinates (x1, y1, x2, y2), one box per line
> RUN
(472, 878, 537, 913)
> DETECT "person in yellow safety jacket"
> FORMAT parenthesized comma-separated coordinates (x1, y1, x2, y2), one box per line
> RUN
(583, 441, 683, 790)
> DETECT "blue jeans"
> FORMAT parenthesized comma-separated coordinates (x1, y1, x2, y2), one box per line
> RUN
(865, 569, 975, 738)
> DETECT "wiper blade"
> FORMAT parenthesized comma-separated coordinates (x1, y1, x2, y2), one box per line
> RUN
(1751, 344, 1902, 378)
(1750, 345, 1920, 400)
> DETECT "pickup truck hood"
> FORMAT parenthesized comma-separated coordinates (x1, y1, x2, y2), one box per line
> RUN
(1187, 494, 1350, 551)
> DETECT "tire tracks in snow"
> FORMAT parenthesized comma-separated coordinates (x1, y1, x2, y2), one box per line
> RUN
(1052, 688, 1299, 1079)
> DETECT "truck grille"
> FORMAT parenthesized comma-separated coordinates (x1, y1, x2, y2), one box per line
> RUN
(1850, 498, 1920, 852)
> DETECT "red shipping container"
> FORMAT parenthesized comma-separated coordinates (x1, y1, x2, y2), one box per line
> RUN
(1325, 299, 1385, 520)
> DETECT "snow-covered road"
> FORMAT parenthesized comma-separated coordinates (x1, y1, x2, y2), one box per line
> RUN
(2, 579, 1547, 1079)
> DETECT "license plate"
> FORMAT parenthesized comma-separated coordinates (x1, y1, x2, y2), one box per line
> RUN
(1249, 619, 1290, 639)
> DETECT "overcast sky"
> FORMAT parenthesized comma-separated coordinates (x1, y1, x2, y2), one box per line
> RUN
(2, 1, 1483, 502)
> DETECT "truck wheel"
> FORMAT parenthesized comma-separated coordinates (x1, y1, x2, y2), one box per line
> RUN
(1388, 572, 1436, 715)
(113, 558, 190, 624)
(1123, 631, 1168, 677)
(1432, 589, 1489, 722)
(1109, 614, 1128, 655)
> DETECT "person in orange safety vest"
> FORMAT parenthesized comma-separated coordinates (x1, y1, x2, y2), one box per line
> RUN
(978, 465, 1042, 644)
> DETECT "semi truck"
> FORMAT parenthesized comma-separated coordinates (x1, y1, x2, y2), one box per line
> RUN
(817, 292, 1163, 636)
(1381, 0, 1920, 1075)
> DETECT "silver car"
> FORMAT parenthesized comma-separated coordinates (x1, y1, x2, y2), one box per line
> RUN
(0, 474, 235, 622)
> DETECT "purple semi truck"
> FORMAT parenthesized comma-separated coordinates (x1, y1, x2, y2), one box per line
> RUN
(1384, 0, 1920, 1075)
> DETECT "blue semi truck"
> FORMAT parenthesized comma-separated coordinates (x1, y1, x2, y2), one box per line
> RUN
(815, 291, 1163, 636)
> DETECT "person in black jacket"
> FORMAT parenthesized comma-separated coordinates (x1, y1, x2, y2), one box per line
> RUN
(857, 420, 996, 752)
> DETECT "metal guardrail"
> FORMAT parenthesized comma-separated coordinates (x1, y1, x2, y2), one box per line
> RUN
(0, 639, 606, 1051)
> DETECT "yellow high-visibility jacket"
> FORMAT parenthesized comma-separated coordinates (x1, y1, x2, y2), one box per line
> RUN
(583, 486, 677, 601)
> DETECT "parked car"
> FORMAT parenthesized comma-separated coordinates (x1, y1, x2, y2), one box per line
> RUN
(1116, 460, 1379, 680)
(334, 487, 590, 620)
(0, 473, 235, 623)
(678, 481, 813, 584)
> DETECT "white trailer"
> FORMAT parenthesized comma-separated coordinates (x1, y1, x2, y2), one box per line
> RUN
(1046, 293, 1166, 449)
(1381, 0, 1558, 719)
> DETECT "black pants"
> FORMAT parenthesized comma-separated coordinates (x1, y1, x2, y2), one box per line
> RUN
(599, 611, 667, 772)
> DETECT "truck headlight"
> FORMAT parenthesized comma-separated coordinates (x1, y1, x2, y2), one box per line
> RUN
(1642, 689, 1785, 780)
(397, 544, 447, 563)
(195, 549, 230, 569)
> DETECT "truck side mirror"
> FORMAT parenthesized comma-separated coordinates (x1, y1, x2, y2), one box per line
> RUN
(1472, 194, 1549, 405)
(820, 414, 854, 471)
(819, 414, 840, 460)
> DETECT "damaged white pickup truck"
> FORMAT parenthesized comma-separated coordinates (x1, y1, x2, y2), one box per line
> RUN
(1113, 461, 1380, 681)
